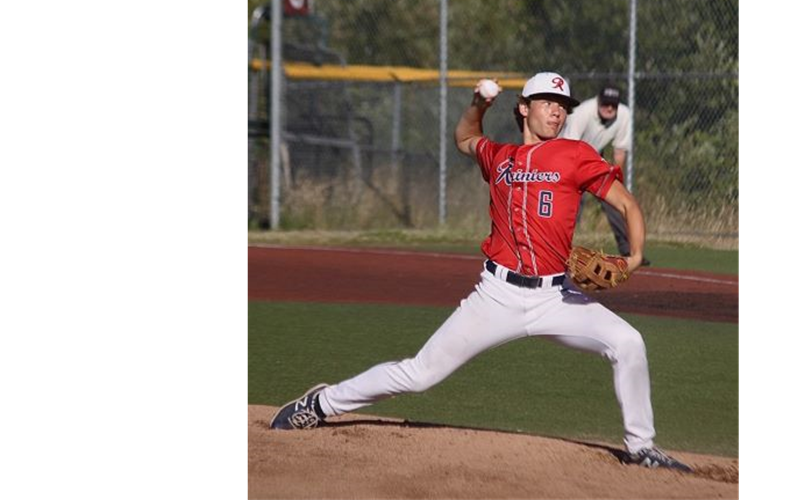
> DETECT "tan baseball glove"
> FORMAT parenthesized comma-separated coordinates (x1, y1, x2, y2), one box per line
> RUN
(567, 247, 630, 291)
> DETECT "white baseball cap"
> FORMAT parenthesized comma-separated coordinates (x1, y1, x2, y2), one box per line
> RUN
(521, 71, 580, 108)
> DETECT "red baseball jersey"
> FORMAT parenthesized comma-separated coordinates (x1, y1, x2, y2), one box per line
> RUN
(475, 137, 623, 276)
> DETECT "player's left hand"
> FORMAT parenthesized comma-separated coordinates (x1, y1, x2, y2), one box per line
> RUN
(567, 246, 631, 291)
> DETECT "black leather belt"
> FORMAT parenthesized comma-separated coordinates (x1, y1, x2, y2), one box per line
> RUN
(485, 260, 565, 289)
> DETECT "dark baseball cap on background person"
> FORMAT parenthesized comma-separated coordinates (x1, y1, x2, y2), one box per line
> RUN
(521, 72, 580, 108)
(598, 85, 621, 106)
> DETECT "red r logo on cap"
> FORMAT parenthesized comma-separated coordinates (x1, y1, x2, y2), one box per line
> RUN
(552, 77, 565, 91)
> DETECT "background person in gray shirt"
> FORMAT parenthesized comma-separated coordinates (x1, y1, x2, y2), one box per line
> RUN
(561, 84, 650, 265)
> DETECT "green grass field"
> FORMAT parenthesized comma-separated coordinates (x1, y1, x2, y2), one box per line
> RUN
(249, 301, 738, 457)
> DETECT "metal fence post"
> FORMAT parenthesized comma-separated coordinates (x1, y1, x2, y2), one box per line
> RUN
(391, 81, 402, 177)
(248, 5, 267, 225)
(438, 0, 448, 225)
(270, 0, 283, 230)
(626, 0, 637, 192)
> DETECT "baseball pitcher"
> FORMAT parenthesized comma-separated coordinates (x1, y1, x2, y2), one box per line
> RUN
(270, 72, 692, 473)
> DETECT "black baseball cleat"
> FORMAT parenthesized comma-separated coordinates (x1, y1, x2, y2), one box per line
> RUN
(623, 447, 693, 473)
(270, 384, 329, 430)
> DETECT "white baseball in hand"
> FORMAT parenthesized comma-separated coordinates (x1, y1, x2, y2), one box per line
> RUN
(478, 79, 500, 99)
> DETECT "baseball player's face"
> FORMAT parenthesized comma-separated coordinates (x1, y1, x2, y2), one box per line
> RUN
(522, 98, 568, 142)
(598, 102, 618, 121)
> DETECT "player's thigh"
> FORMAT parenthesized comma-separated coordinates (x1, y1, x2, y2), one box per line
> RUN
(415, 280, 528, 370)
(528, 288, 643, 357)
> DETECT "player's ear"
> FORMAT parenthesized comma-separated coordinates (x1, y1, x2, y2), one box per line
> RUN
(513, 98, 529, 133)
(517, 99, 530, 117)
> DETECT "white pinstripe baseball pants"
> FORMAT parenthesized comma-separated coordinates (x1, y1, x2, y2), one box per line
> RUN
(317, 263, 656, 453)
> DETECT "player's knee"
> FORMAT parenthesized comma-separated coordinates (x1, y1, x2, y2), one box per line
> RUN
(407, 379, 430, 394)
(407, 370, 446, 393)
(394, 359, 446, 393)
(614, 329, 647, 364)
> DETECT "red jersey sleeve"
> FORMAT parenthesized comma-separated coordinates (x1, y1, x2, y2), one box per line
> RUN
(575, 141, 624, 199)
(475, 137, 504, 183)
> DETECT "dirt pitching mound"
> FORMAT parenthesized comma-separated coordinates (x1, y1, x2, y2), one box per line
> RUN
(249, 405, 737, 499)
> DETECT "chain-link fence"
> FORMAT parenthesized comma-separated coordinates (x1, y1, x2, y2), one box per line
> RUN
(248, 0, 738, 248)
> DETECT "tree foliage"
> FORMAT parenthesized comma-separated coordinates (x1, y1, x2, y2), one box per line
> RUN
(248, 0, 738, 221)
